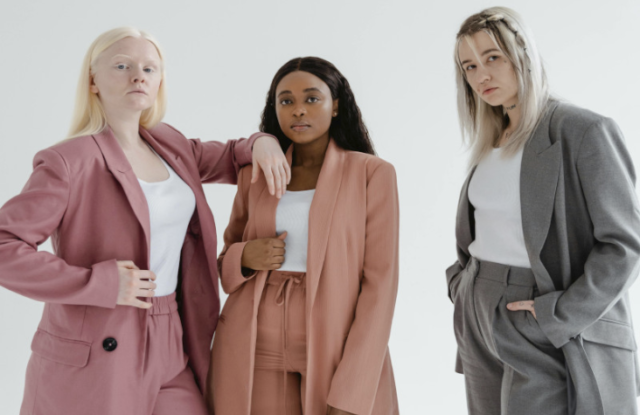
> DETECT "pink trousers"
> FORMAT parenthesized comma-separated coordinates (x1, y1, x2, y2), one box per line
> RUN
(252, 270, 307, 415)
(140, 293, 208, 415)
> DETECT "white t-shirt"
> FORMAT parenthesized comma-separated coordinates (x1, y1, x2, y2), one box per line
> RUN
(468, 146, 531, 268)
(275, 189, 315, 272)
(138, 155, 196, 296)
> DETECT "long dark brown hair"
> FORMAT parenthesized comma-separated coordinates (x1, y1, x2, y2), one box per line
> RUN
(260, 57, 375, 155)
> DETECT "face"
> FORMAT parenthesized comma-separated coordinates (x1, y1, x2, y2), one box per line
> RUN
(90, 36, 162, 116)
(458, 31, 518, 108)
(274, 70, 338, 145)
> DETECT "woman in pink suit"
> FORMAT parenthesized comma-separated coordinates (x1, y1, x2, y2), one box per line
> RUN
(0, 27, 289, 415)
(209, 57, 400, 415)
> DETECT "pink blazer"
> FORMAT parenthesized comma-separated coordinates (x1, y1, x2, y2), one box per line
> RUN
(210, 140, 400, 415)
(0, 123, 257, 414)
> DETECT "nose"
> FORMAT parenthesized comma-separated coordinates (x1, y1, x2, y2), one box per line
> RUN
(292, 104, 306, 117)
(132, 67, 146, 84)
(476, 65, 490, 86)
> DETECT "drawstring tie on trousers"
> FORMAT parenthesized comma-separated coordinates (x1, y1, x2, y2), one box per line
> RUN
(274, 274, 304, 415)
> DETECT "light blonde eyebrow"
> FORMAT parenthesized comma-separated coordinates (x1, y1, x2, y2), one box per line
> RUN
(460, 48, 502, 66)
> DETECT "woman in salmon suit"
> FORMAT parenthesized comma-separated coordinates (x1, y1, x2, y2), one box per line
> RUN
(0, 27, 289, 415)
(209, 57, 400, 415)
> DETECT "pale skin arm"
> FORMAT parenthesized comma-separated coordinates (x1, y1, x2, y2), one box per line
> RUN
(251, 136, 291, 199)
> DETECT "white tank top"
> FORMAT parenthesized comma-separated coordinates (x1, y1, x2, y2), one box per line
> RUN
(468, 146, 531, 268)
(138, 155, 196, 296)
(275, 189, 315, 272)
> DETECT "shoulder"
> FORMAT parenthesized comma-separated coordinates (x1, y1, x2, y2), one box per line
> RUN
(343, 150, 396, 182)
(238, 164, 254, 184)
(146, 122, 188, 141)
(545, 100, 621, 155)
(550, 101, 617, 138)
(35, 135, 100, 170)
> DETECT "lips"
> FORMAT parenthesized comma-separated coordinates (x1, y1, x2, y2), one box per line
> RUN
(128, 90, 147, 95)
(291, 123, 310, 132)
(482, 87, 498, 95)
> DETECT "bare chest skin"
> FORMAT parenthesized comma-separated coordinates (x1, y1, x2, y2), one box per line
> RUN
(286, 164, 322, 191)
(123, 142, 169, 183)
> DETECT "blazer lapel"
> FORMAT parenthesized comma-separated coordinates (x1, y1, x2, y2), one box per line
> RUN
(306, 140, 344, 322)
(456, 167, 476, 257)
(139, 127, 201, 196)
(251, 146, 292, 240)
(92, 127, 151, 268)
(520, 101, 561, 292)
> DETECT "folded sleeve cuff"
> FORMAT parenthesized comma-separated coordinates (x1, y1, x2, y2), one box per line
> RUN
(534, 291, 570, 348)
(89, 259, 120, 309)
(221, 242, 258, 294)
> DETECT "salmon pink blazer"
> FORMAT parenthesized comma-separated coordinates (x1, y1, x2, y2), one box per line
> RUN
(0, 123, 258, 414)
(211, 139, 400, 415)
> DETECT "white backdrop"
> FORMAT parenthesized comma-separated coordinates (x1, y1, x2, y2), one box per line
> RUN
(1, 0, 639, 413)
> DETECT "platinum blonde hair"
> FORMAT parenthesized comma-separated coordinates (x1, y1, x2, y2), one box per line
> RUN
(455, 7, 550, 166)
(67, 27, 167, 139)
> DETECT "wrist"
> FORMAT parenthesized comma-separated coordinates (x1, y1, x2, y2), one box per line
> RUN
(251, 134, 277, 151)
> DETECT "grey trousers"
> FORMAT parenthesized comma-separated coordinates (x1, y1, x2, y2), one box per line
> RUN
(452, 257, 568, 415)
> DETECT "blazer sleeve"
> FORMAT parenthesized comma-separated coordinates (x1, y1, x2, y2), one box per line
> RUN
(327, 161, 400, 415)
(535, 118, 640, 348)
(0, 148, 119, 308)
(217, 166, 258, 294)
(186, 129, 276, 185)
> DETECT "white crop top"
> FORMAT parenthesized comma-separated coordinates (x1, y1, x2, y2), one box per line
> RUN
(275, 189, 315, 272)
(468, 146, 531, 268)
(138, 155, 196, 296)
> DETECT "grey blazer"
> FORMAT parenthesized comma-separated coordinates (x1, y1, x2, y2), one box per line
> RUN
(447, 100, 640, 414)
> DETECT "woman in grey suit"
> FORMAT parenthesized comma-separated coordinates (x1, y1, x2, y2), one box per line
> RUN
(447, 6, 640, 415)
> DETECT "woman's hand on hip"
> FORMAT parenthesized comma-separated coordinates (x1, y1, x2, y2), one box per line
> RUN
(241, 232, 287, 271)
(326, 405, 355, 415)
(116, 260, 157, 309)
(251, 135, 291, 199)
(507, 300, 537, 319)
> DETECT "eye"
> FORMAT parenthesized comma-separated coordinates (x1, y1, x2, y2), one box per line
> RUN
(116, 64, 128, 70)
(465, 64, 476, 71)
(279, 99, 292, 105)
(306, 96, 320, 103)
(488, 55, 499, 62)
(144, 68, 154, 73)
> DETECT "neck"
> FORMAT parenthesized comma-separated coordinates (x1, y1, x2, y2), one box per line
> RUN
(103, 106, 144, 149)
(504, 100, 521, 132)
(292, 134, 330, 167)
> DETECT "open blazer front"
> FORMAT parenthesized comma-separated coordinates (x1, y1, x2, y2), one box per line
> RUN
(0, 123, 257, 414)
(447, 100, 640, 415)
(211, 139, 400, 415)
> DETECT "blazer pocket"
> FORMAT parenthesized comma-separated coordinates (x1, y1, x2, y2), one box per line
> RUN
(31, 329, 92, 367)
(581, 319, 637, 351)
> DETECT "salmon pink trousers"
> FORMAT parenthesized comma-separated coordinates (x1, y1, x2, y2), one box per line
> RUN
(252, 270, 308, 415)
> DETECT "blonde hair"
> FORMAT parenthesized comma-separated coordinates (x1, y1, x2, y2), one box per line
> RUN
(454, 7, 550, 166)
(67, 27, 167, 139)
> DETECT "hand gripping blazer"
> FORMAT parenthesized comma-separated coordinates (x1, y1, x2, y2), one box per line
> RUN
(0, 123, 259, 414)
(447, 101, 640, 415)
(210, 139, 400, 415)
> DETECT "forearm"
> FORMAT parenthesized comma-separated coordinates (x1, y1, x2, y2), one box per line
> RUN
(0, 240, 119, 307)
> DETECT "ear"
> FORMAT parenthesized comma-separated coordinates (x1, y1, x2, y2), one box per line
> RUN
(332, 99, 339, 116)
(89, 75, 99, 94)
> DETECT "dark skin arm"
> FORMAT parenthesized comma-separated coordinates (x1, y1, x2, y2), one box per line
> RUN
(241, 232, 287, 271)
